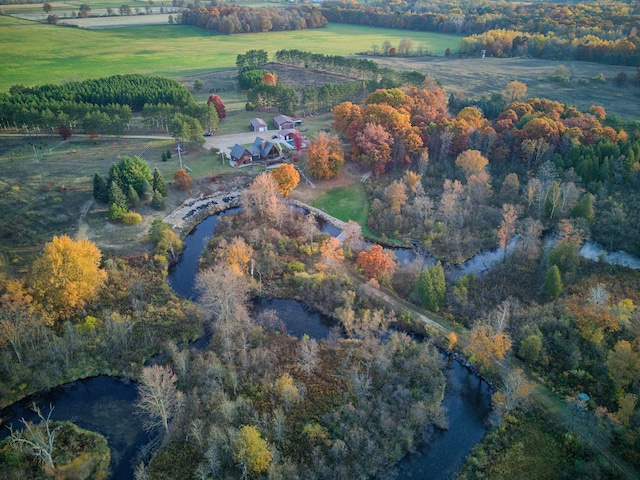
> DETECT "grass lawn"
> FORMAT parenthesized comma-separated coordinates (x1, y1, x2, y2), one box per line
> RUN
(0, 16, 460, 92)
(308, 183, 371, 233)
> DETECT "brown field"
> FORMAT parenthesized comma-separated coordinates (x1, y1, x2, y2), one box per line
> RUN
(370, 56, 640, 120)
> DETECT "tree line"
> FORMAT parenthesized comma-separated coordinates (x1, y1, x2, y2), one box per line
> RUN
(179, 4, 327, 34)
(0, 75, 207, 138)
(321, 0, 640, 66)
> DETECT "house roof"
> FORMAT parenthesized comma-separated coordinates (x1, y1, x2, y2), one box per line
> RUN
(230, 144, 251, 160)
(273, 114, 294, 125)
(252, 137, 277, 158)
(250, 118, 267, 127)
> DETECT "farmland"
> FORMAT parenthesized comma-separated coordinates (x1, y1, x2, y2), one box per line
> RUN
(0, 16, 459, 92)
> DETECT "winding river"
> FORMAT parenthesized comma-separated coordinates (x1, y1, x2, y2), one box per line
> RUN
(1, 207, 494, 480)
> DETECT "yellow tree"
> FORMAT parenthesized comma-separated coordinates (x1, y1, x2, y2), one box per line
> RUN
(242, 172, 281, 220)
(455, 149, 489, 179)
(234, 425, 272, 477)
(271, 163, 300, 197)
(503, 80, 528, 102)
(28, 235, 107, 324)
(220, 237, 254, 277)
(319, 237, 344, 271)
(467, 323, 512, 370)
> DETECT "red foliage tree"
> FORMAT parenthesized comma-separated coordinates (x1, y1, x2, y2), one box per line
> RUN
(261, 73, 277, 85)
(292, 130, 304, 153)
(207, 94, 227, 119)
(356, 245, 395, 280)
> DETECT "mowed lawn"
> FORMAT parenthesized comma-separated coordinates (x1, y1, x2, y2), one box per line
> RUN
(308, 183, 370, 230)
(0, 16, 460, 91)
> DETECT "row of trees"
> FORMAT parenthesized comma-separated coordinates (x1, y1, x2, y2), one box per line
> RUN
(179, 5, 327, 34)
(321, 0, 640, 66)
(1, 75, 198, 137)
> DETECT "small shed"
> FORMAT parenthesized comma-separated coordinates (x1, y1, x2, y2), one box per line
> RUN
(273, 114, 295, 130)
(250, 118, 268, 132)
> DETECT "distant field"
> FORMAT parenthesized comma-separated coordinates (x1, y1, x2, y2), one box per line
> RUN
(0, 16, 459, 91)
(372, 56, 640, 120)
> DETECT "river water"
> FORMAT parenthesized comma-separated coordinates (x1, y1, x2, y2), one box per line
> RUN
(1, 207, 492, 480)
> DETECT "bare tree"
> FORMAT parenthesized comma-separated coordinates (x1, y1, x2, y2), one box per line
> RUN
(136, 364, 183, 434)
(242, 173, 282, 220)
(498, 204, 518, 262)
(195, 264, 251, 323)
(492, 368, 533, 425)
(298, 334, 319, 375)
(9, 404, 61, 470)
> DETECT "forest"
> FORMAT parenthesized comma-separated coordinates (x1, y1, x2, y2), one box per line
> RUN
(0, 4, 640, 473)
(180, 5, 327, 34)
(321, 0, 640, 65)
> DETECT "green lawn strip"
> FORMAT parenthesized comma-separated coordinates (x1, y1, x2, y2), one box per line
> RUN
(308, 183, 368, 226)
(0, 17, 460, 92)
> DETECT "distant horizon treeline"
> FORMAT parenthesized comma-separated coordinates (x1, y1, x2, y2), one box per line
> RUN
(180, 4, 327, 34)
(321, 0, 640, 66)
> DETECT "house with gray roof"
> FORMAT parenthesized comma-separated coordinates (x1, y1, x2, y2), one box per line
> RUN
(230, 137, 281, 166)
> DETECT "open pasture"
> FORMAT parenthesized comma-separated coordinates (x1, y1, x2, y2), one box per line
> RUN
(0, 16, 459, 92)
(0, 136, 235, 269)
(372, 56, 640, 120)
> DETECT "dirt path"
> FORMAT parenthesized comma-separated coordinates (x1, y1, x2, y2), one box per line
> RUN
(75, 199, 93, 241)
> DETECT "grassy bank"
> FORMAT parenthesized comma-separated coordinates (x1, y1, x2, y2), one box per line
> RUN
(0, 16, 459, 92)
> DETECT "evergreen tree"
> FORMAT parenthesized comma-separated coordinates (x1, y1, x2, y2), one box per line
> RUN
(161, 151, 167, 162)
(431, 261, 446, 309)
(93, 173, 109, 203)
(127, 185, 140, 206)
(140, 179, 153, 201)
(108, 182, 128, 220)
(413, 267, 435, 310)
(166, 149, 172, 159)
(152, 189, 166, 210)
(570, 193, 594, 223)
(153, 167, 167, 196)
(544, 265, 563, 299)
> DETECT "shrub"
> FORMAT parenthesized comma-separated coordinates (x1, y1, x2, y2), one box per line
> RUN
(121, 212, 143, 225)
(174, 170, 192, 190)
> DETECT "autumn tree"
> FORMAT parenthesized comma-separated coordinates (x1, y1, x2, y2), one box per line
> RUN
(498, 204, 518, 261)
(403, 170, 422, 193)
(271, 163, 300, 197)
(219, 236, 254, 276)
(319, 237, 344, 271)
(306, 132, 344, 180)
(242, 172, 282, 220)
(136, 365, 183, 434)
(207, 94, 227, 119)
(492, 368, 533, 425)
(332, 101, 361, 137)
(195, 264, 251, 323)
(384, 180, 407, 215)
(28, 235, 106, 323)
(606, 340, 640, 391)
(234, 425, 272, 478)
(356, 245, 395, 281)
(298, 334, 319, 375)
(261, 72, 276, 85)
(467, 323, 512, 370)
(174, 169, 192, 190)
(503, 80, 528, 102)
(455, 149, 488, 179)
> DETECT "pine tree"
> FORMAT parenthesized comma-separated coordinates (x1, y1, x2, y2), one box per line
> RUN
(166, 149, 172, 159)
(414, 267, 435, 310)
(108, 182, 128, 220)
(152, 189, 166, 210)
(127, 185, 140, 206)
(570, 193, 594, 223)
(140, 179, 153, 201)
(431, 261, 446, 310)
(153, 168, 167, 196)
(161, 151, 167, 162)
(544, 265, 563, 299)
(93, 173, 109, 203)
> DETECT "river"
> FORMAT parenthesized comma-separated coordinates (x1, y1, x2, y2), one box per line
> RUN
(1, 206, 492, 480)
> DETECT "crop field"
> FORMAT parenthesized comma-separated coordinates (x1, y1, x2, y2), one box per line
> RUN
(0, 16, 459, 92)
(0, 136, 239, 270)
(372, 56, 640, 120)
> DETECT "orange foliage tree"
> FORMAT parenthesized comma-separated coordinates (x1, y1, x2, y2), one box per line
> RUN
(307, 132, 344, 180)
(466, 323, 512, 369)
(271, 163, 300, 197)
(356, 245, 395, 281)
(28, 235, 107, 323)
(174, 169, 192, 190)
(261, 72, 277, 85)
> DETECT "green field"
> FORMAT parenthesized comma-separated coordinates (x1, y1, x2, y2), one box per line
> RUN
(308, 183, 372, 233)
(0, 16, 460, 91)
